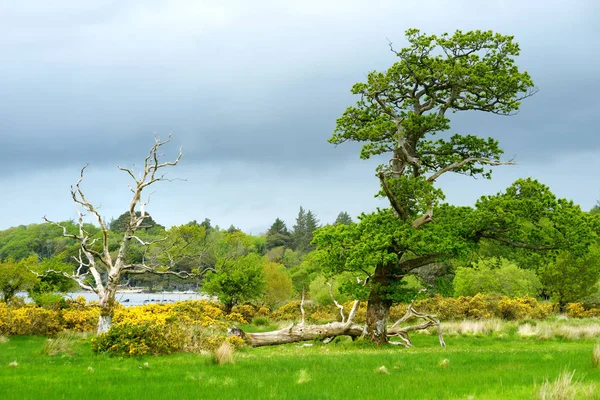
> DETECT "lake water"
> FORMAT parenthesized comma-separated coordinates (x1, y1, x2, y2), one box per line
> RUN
(17, 291, 211, 307)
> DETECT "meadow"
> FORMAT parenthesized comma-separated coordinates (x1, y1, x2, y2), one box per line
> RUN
(2, 320, 600, 400)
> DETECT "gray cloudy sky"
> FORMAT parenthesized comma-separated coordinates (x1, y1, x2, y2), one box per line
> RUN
(0, 0, 598, 234)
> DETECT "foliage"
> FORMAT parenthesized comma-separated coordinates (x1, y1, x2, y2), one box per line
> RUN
(28, 257, 75, 306)
(288, 252, 322, 294)
(334, 211, 353, 226)
(453, 257, 541, 297)
(292, 207, 320, 253)
(91, 321, 185, 356)
(262, 262, 293, 308)
(308, 274, 351, 306)
(109, 211, 165, 233)
(538, 247, 600, 307)
(146, 224, 211, 275)
(0, 302, 63, 336)
(0, 257, 38, 302)
(416, 294, 553, 321)
(202, 252, 265, 312)
(265, 218, 292, 250)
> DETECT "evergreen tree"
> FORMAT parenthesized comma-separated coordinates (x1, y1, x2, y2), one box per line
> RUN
(334, 211, 353, 225)
(110, 211, 164, 233)
(292, 206, 307, 251)
(291, 207, 320, 253)
(304, 210, 320, 251)
(266, 218, 291, 250)
(199, 218, 212, 233)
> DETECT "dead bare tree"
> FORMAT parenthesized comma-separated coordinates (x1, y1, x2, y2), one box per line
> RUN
(42, 134, 189, 334)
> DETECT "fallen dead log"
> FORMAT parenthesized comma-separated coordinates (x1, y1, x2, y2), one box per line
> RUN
(229, 291, 446, 348)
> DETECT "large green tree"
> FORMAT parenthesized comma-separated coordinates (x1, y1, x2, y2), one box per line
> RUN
(0, 257, 38, 302)
(202, 231, 265, 311)
(311, 29, 592, 344)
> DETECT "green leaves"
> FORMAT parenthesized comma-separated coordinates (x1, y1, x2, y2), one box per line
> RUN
(331, 28, 535, 195)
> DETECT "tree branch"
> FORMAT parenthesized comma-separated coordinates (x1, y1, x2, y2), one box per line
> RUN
(377, 172, 407, 221)
(427, 157, 516, 183)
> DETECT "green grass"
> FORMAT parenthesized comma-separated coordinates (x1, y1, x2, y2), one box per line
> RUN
(1, 334, 600, 399)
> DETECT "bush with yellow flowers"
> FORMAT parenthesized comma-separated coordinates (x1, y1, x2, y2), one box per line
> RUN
(91, 321, 186, 356)
(497, 296, 553, 320)
(231, 304, 257, 321)
(0, 303, 62, 336)
(564, 302, 600, 318)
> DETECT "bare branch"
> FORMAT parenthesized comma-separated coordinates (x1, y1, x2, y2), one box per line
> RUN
(327, 282, 346, 323)
(300, 288, 306, 327)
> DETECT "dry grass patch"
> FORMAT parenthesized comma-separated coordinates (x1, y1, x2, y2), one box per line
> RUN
(537, 369, 595, 400)
(41, 331, 79, 356)
(0, 335, 9, 344)
(442, 319, 504, 336)
(212, 341, 234, 365)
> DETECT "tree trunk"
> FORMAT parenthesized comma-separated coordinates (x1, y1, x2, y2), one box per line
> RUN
(365, 264, 393, 345)
(97, 275, 119, 334)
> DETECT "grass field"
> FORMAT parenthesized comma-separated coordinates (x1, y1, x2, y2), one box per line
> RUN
(1, 327, 600, 399)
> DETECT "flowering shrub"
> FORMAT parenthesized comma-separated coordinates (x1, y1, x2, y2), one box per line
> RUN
(61, 307, 99, 331)
(497, 296, 553, 320)
(231, 304, 257, 321)
(91, 322, 185, 356)
(415, 294, 553, 321)
(564, 303, 600, 318)
(0, 303, 62, 336)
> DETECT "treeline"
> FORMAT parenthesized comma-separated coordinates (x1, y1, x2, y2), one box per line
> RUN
(0, 207, 352, 309)
(1, 202, 600, 312)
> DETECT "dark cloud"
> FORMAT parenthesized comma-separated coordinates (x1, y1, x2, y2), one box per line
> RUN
(1, 0, 598, 230)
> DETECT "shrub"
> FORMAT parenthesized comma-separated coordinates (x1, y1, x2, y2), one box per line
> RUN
(226, 312, 248, 324)
(0, 305, 62, 336)
(91, 322, 185, 357)
(61, 307, 99, 332)
(31, 293, 69, 310)
(564, 303, 600, 318)
(454, 257, 541, 297)
(231, 304, 257, 321)
(498, 296, 553, 320)
(271, 301, 302, 321)
(309, 275, 350, 306)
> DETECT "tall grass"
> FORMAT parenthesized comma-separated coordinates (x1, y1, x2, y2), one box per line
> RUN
(441, 319, 504, 336)
(40, 331, 79, 356)
(211, 341, 234, 365)
(537, 369, 595, 400)
(592, 343, 600, 368)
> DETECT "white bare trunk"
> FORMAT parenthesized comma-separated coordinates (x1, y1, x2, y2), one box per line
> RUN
(98, 315, 112, 334)
(241, 322, 364, 347)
